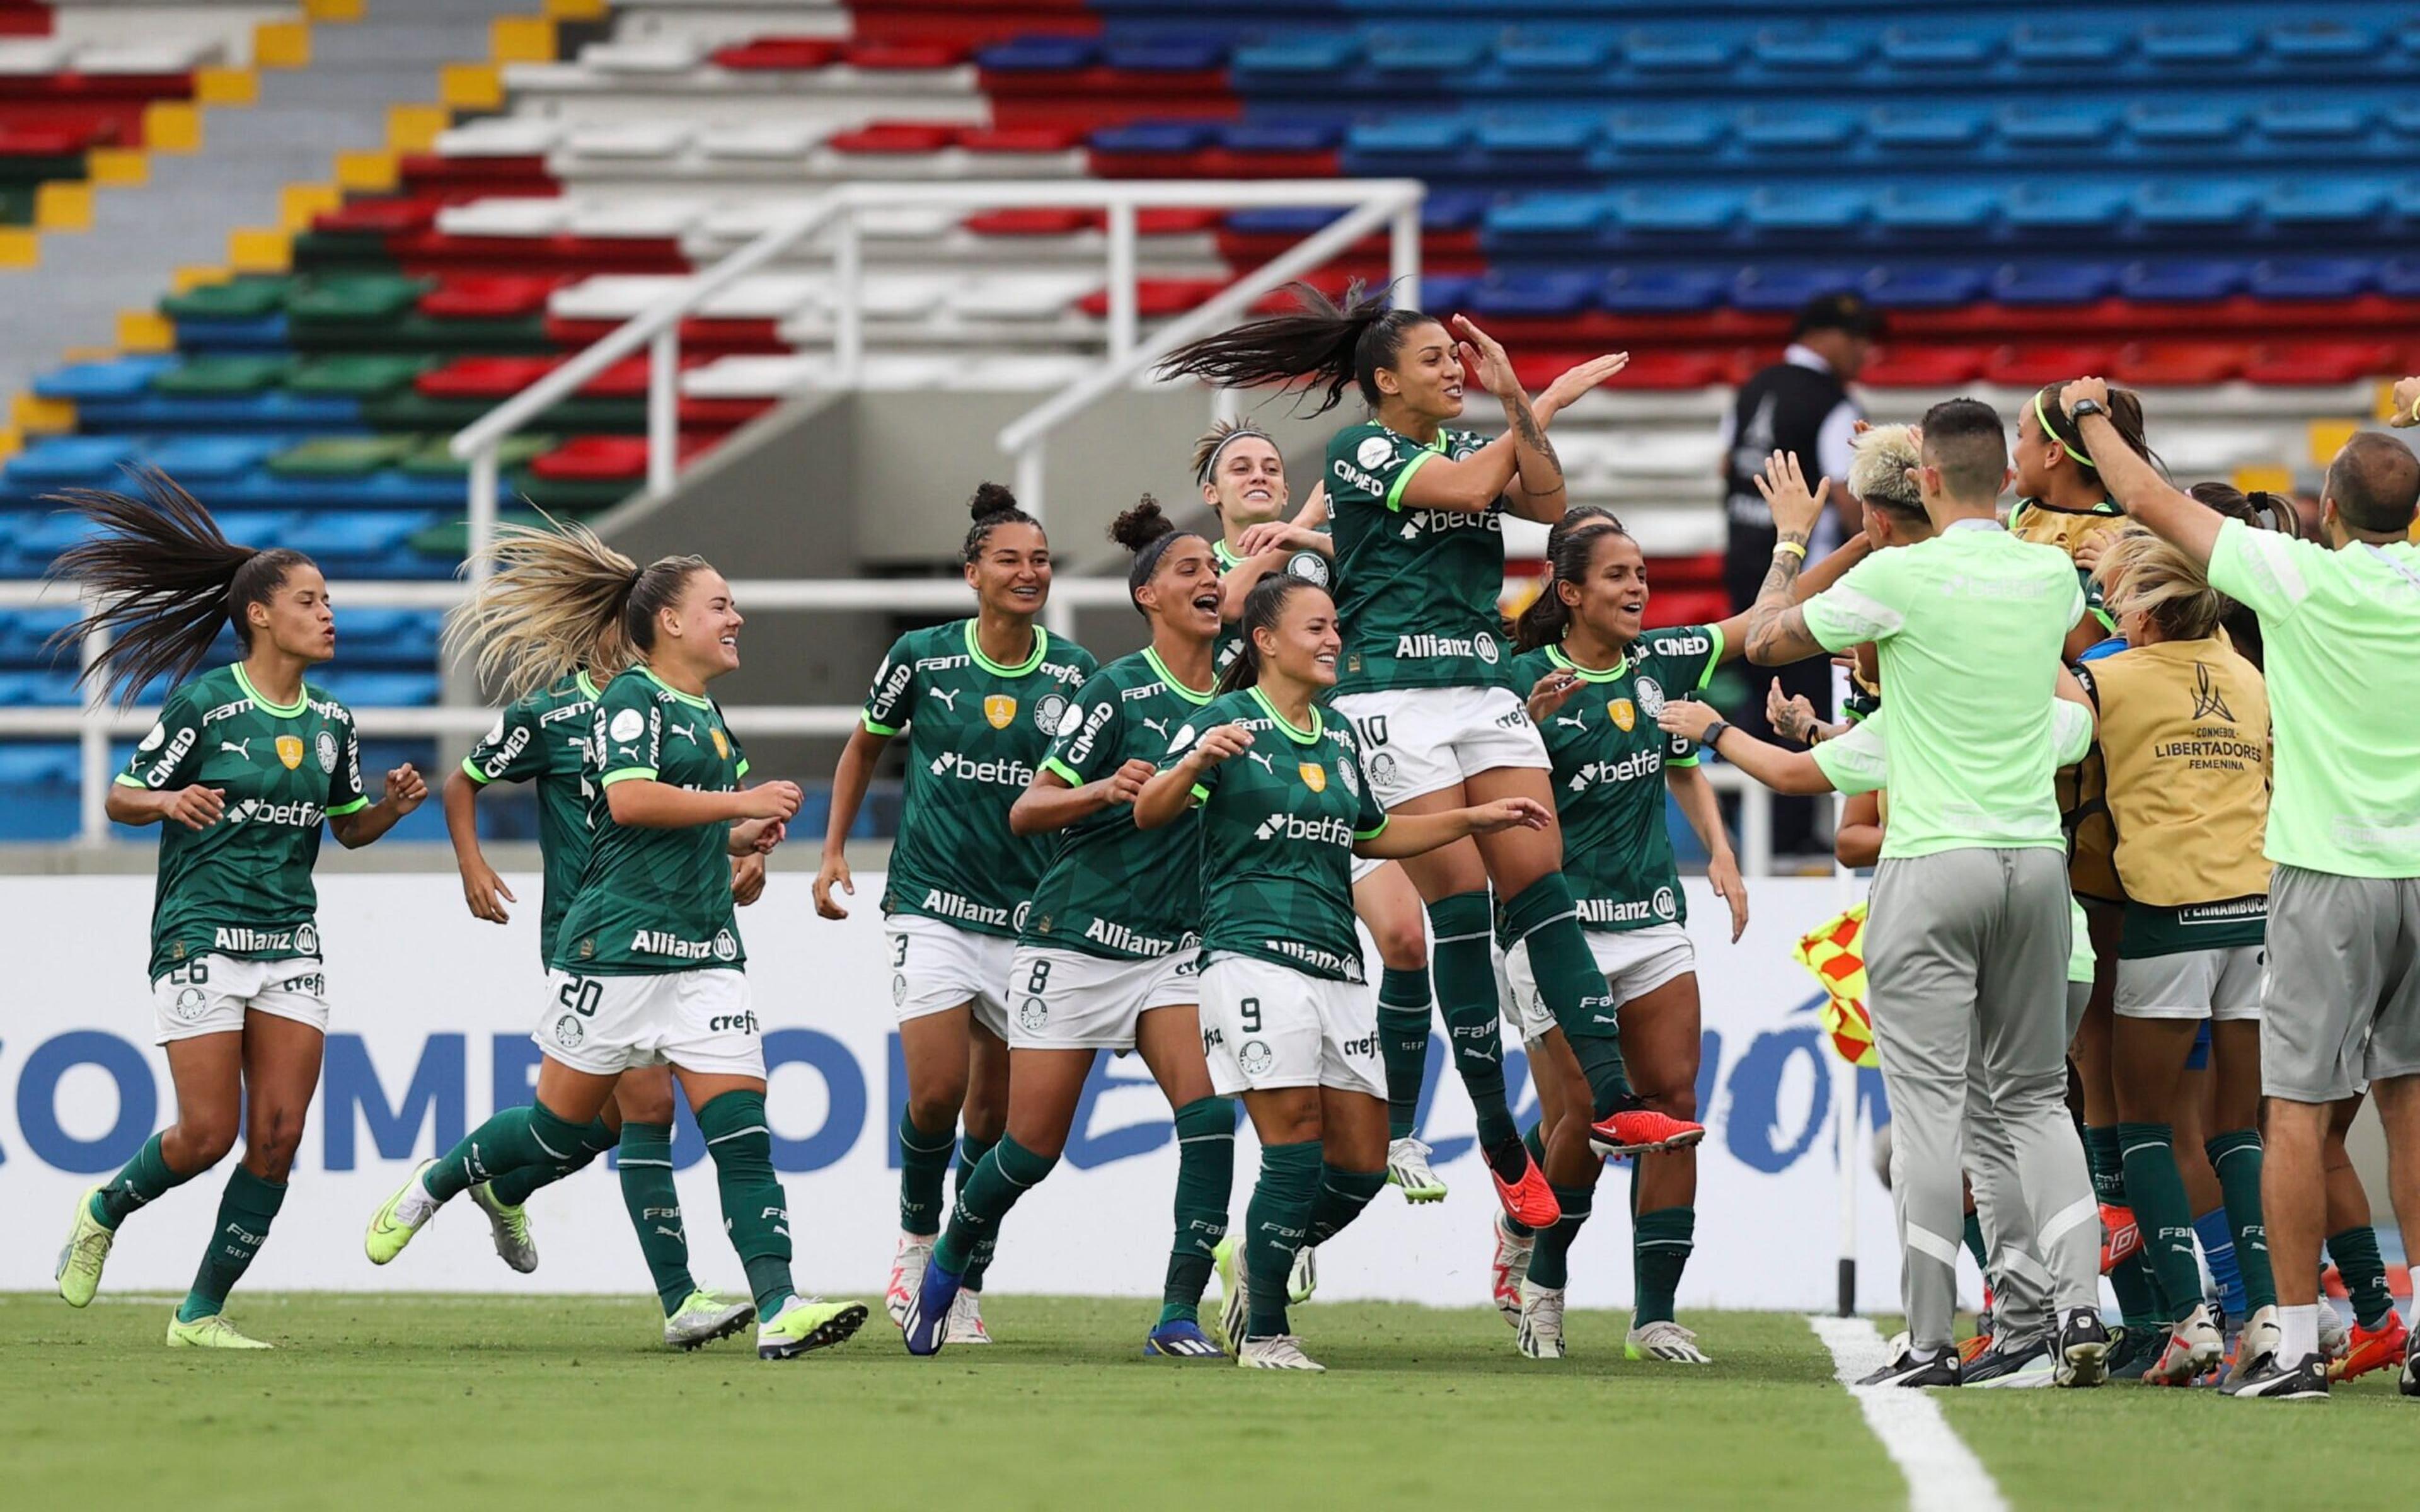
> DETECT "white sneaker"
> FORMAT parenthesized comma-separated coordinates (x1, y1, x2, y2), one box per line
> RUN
(468, 1182, 538, 1274)
(1288, 1244, 1318, 1305)
(662, 1290, 754, 1350)
(1237, 1334, 1325, 1372)
(1516, 1279, 1566, 1359)
(1385, 1137, 1447, 1203)
(1625, 1319, 1712, 1364)
(2149, 1303, 2223, 1386)
(2228, 1304, 2283, 1386)
(1491, 1215, 1535, 1329)
(2315, 1301, 2349, 1363)
(947, 1288, 992, 1345)
(887, 1232, 934, 1329)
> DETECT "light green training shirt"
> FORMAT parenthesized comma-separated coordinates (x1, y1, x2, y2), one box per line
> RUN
(1799, 520, 2085, 859)
(2204, 518, 2420, 879)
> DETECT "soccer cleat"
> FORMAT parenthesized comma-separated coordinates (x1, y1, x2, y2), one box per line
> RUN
(364, 1159, 438, 1266)
(468, 1182, 538, 1274)
(886, 1232, 935, 1329)
(758, 1296, 868, 1361)
(2402, 1318, 2420, 1399)
(1385, 1137, 1447, 1203)
(2106, 1324, 2162, 1382)
(1213, 1235, 1248, 1353)
(2227, 1305, 2283, 1389)
(1236, 1334, 1325, 1371)
(1858, 1334, 1960, 1387)
(662, 1290, 754, 1350)
(166, 1312, 271, 1350)
(2223, 1349, 2328, 1400)
(2333, 1310, 2407, 1382)
(2147, 1304, 2223, 1387)
(900, 1257, 962, 1357)
(55, 1187, 113, 1308)
(1289, 1244, 1318, 1305)
(1488, 1143, 1561, 1230)
(1964, 1334, 2053, 1388)
(1957, 1324, 1993, 1366)
(1516, 1279, 1566, 1360)
(1626, 1320, 1711, 1365)
(2316, 1301, 2349, 1363)
(1587, 1106, 1705, 1160)
(1491, 1215, 1535, 1329)
(947, 1288, 992, 1346)
(1144, 1319, 1224, 1359)
(2053, 1306, 2111, 1387)
(2099, 1203, 2141, 1273)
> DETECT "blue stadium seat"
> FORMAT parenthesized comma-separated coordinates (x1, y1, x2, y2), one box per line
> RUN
(210, 510, 301, 550)
(1102, 39, 1225, 72)
(1417, 272, 1480, 311)
(1606, 106, 1726, 158)
(1473, 117, 1594, 174)
(1483, 193, 1608, 246)
(1230, 36, 1354, 80)
(0, 742, 76, 785)
(1732, 266, 1860, 312)
(0, 669, 78, 706)
(0, 607, 75, 667)
(33, 356, 176, 403)
(2119, 260, 2247, 302)
(1494, 34, 1611, 75)
(1863, 266, 1989, 307)
(312, 670, 441, 707)
(285, 510, 445, 577)
(1874, 184, 1998, 233)
(2131, 181, 2256, 229)
(1997, 103, 2119, 148)
(2256, 101, 2370, 142)
(2140, 26, 2254, 65)
(2008, 26, 2129, 67)
(1461, 271, 1596, 318)
(2375, 260, 2420, 299)
(2247, 260, 2373, 300)
(974, 38, 1096, 71)
(1991, 261, 2120, 304)
(1749, 30, 1870, 69)
(2262, 180, 2390, 228)
(2268, 23, 2374, 62)
(2003, 181, 2128, 232)
(8, 436, 137, 489)
(1217, 121, 1337, 153)
(1089, 122, 1216, 154)
(1622, 31, 1737, 74)
(1737, 106, 1859, 155)
(1869, 106, 1986, 152)
(1365, 35, 1487, 76)
(142, 435, 282, 481)
(2127, 103, 2242, 148)
(1609, 186, 1739, 236)
(1598, 266, 1728, 314)
(0, 742, 79, 840)
(1745, 186, 1867, 234)
(1878, 26, 1998, 70)
(334, 608, 444, 667)
(1344, 118, 1470, 173)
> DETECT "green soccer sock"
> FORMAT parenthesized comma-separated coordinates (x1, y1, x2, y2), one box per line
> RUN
(1504, 875, 1632, 1110)
(1504, 1123, 1551, 1240)
(92, 1131, 201, 1231)
(698, 1091, 794, 1319)
(1962, 1210, 1990, 1274)
(2327, 1225, 2397, 1329)
(1243, 1140, 1322, 1339)
(1304, 1162, 1388, 1249)
(954, 1131, 1001, 1290)
(614, 1121, 698, 1317)
(1633, 1206, 1697, 1328)
(425, 1099, 594, 1203)
(176, 1164, 286, 1324)
(933, 1134, 1056, 1278)
(1161, 1096, 1234, 1325)
(2204, 1131, 2275, 1312)
(1429, 891, 1519, 1155)
(484, 1116, 616, 1206)
(1377, 965, 1433, 1143)
(2086, 1123, 2167, 1326)
(896, 1107, 957, 1237)
(1526, 1183, 1598, 1291)
(2118, 1121, 2200, 1323)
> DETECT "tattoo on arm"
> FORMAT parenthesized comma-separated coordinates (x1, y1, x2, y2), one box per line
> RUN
(1744, 532, 1828, 663)
(1505, 394, 1563, 490)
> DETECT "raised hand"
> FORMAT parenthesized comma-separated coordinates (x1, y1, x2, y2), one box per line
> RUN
(1536, 352, 1630, 418)
(1753, 450, 1832, 539)
(1526, 668, 1581, 724)
(1450, 314, 1519, 398)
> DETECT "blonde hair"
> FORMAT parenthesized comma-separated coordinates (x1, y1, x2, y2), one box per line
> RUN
(444, 518, 701, 702)
(2094, 524, 2227, 642)
(1848, 423, 1923, 514)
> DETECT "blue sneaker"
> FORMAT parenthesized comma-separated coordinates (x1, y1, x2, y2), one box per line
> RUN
(901, 1256, 962, 1356)
(1144, 1318, 1224, 1359)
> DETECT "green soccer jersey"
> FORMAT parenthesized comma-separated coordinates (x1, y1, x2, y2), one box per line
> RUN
(461, 671, 601, 965)
(1022, 648, 1215, 960)
(553, 668, 749, 976)
(1325, 420, 1514, 694)
(1514, 627, 1724, 934)
(1213, 536, 1336, 678)
(864, 619, 1097, 937)
(116, 663, 369, 982)
(1165, 686, 1390, 982)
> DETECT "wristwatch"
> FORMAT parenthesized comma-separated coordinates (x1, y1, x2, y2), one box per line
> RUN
(2067, 398, 2106, 423)
(1700, 719, 1732, 751)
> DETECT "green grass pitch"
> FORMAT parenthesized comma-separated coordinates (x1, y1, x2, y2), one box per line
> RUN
(3, 1294, 2415, 1511)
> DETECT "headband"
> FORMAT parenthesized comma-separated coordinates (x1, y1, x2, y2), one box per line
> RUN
(1126, 527, 1201, 609)
(1197, 424, 1277, 485)
(2035, 391, 2095, 468)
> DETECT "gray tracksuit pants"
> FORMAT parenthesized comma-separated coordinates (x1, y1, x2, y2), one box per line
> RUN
(1869, 847, 2099, 1353)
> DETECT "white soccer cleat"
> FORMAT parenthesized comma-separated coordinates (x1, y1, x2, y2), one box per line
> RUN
(2148, 1303, 2223, 1387)
(1516, 1279, 1567, 1359)
(1237, 1334, 1325, 1372)
(2230, 1304, 2285, 1385)
(468, 1182, 538, 1274)
(1626, 1319, 1712, 1364)
(663, 1290, 755, 1350)
(2315, 1302, 2349, 1363)
(1288, 1244, 1318, 1305)
(947, 1288, 993, 1345)
(1492, 1214, 1535, 1329)
(887, 1232, 935, 1329)
(1385, 1137, 1448, 1203)
(55, 1186, 114, 1307)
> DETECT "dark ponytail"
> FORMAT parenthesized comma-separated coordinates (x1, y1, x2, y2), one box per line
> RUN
(2187, 481, 2297, 670)
(2037, 382, 2162, 491)
(1109, 493, 1202, 614)
(1157, 279, 1437, 416)
(1214, 572, 1320, 696)
(962, 480, 1041, 563)
(1510, 506, 1625, 653)
(45, 468, 315, 705)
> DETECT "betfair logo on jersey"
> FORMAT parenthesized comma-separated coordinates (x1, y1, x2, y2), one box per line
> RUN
(984, 695, 1017, 730)
(1252, 812, 1357, 846)
(626, 929, 731, 962)
(1394, 632, 1500, 664)
(927, 750, 1036, 788)
(1567, 747, 1661, 794)
(1299, 762, 1326, 793)
(222, 798, 327, 828)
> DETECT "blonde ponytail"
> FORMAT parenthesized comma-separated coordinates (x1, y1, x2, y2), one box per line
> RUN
(444, 518, 650, 702)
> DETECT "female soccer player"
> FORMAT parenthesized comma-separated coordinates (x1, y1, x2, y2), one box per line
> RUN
(363, 537, 867, 1362)
(1133, 574, 1550, 1370)
(438, 522, 756, 1349)
(2077, 526, 2279, 1384)
(902, 498, 1231, 1358)
(815, 483, 1095, 1344)
(50, 473, 426, 1347)
(1159, 285, 1683, 1232)
(1492, 505, 1869, 1359)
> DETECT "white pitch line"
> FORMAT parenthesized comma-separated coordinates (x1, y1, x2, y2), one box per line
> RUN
(1807, 1315, 2007, 1512)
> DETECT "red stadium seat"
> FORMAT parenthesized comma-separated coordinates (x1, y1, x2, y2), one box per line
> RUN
(2240, 342, 2397, 386)
(418, 355, 655, 401)
(958, 125, 1084, 154)
(841, 40, 967, 71)
(826, 122, 960, 154)
(1984, 343, 2119, 387)
(313, 197, 441, 236)
(2112, 341, 2243, 386)
(420, 275, 560, 321)
(1073, 277, 1225, 318)
(710, 37, 846, 71)
(964, 207, 1095, 236)
(1860, 345, 1988, 387)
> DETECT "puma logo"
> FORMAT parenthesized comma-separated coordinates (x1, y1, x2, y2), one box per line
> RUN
(668, 723, 699, 745)
(1555, 713, 1587, 730)
(219, 739, 251, 759)
(928, 688, 962, 711)
(1246, 751, 1276, 774)
(1141, 717, 1170, 738)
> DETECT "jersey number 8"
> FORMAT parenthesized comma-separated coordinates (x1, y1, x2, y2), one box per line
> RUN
(1025, 959, 1053, 994)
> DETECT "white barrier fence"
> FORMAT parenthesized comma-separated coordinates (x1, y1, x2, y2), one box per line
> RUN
(0, 874, 1889, 1311)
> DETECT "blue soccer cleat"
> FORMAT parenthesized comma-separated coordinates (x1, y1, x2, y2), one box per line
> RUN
(901, 1255, 962, 1356)
(1144, 1318, 1225, 1359)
